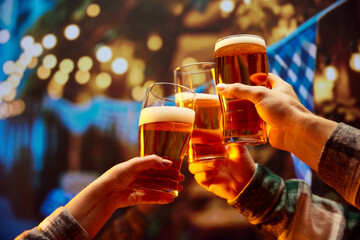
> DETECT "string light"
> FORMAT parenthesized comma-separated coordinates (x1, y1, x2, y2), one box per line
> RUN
(37, 65, 51, 80)
(59, 58, 75, 74)
(75, 70, 91, 84)
(20, 35, 34, 50)
(3, 60, 15, 74)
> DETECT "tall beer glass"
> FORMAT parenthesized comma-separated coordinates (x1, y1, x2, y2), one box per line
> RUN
(174, 62, 224, 163)
(135, 82, 196, 197)
(214, 34, 268, 145)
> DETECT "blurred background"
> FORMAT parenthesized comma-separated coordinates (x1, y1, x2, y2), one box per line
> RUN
(0, 0, 359, 239)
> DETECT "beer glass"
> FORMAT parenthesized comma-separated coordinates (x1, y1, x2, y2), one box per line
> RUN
(214, 34, 268, 145)
(174, 62, 224, 163)
(135, 82, 196, 197)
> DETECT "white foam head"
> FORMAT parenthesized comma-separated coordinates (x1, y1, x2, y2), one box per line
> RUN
(195, 93, 219, 100)
(139, 106, 195, 126)
(215, 34, 266, 52)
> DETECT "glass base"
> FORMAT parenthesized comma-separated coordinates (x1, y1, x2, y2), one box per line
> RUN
(222, 133, 267, 145)
(188, 154, 225, 163)
(132, 183, 179, 197)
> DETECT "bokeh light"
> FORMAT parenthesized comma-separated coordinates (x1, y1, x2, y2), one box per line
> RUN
(96, 46, 112, 62)
(59, 58, 75, 74)
(147, 34, 163, 51)
(7, 75, 21, 88)
(181, 57, 197, 67)
(77, 56, 93, 71)
(20, 35, 34, 50)
(47, 79, 63, 99)
(54, 71, 69, 85)
(111, 58, 128, 74)
(42, 34, 57, 49)
(86, 3, 101, 18)
(75, 70, 91, 84)
(3, 60, 15, 74)
(43, 54, 58, 69)
(349, 53, 360, 72)
(324, 65, 338, 81)
(0, 29, 11, 44)
(220, 0, 235, 13)
(64, 24, 80, 40)
(37, 65, 51, 80)
(95, 72, 112, 89)
(28, 57, 38, 69)
(27, 43, 43, 57)
(131, 85, 145, 101)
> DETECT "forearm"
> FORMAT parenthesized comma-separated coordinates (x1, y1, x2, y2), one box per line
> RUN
(65, 175, 116, 238)
(285, 112, 337, 172)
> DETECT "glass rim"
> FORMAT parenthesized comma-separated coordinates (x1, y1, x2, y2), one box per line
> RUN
(147, 82, 196, 102)
(174, 61, 215, 73)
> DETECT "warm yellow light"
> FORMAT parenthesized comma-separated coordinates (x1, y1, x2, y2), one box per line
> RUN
(75, 70, 91, 84)
(350, 53, 360, 72)
(28, 57, 38, 69)
(77, 56, 93, 71)
(42, 34, 57, 49)
(20, 35, 34, 50)
(64, 24, 80, 40)
(3, 60, 15, 74)
(7, 74, 21, 88)
(54, 71, 69, 85)
(95, 72, 112, 89)
(181, 57, 197, 67)
(324, 66, 338, 81)
(14, 61, 26, 72)
(0, 29, 11, 44)
(19, 53, 32, 66)
(43, 54, 57, 69)
(220, 0, 235, 13)
(131, 85, 145, 101)
(86, 3, 101, 17)
(147, 34, 163, 51)
(59, 58, 75, 74)
(3, 88, 16, 102)
(111, 58, 128, 74)
(47, 80, 63, 99)
(37, 65, 51, 80)
(96, 46, 112, 62)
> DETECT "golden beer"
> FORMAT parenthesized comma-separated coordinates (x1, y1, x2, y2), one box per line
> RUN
(137, 106, 195, 196)
(215, 34, 268, 144)
(188, 93, 223, 162)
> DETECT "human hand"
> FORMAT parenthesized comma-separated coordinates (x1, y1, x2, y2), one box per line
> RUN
(101, 155, 183, 209)
(216, 73, 312, 152)
(188, 145, 256, 200)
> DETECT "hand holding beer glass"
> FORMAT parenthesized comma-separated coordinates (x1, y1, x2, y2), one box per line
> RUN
(214, 34, 268, 145)
(174, 62, 224, 163)
(135, 82, 196, 197)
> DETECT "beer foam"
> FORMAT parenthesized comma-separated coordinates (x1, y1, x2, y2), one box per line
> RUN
(195, 93, 219, 100)
(215, 35, 266, 52)
(139, 106, 195, 126)
(175, 92, 195, 102)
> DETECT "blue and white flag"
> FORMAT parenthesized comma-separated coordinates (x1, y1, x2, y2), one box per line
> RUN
(267, 0, 347, 186)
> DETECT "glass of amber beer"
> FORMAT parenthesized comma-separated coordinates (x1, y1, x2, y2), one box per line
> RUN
(174, 62, 224, 163)
(135, 82, 196, 197)
(214, 34, 268, 145)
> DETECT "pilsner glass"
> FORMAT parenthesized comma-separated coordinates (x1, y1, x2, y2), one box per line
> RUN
(135, 82, 196, 197)
(214, 34, 268, 145)
(174, 62, 224, 163)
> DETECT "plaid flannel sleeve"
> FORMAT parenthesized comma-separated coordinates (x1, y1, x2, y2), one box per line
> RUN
(318, 123, 360, 208)
(15, 207, 90, 240)
(228, 164, 360, 239)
